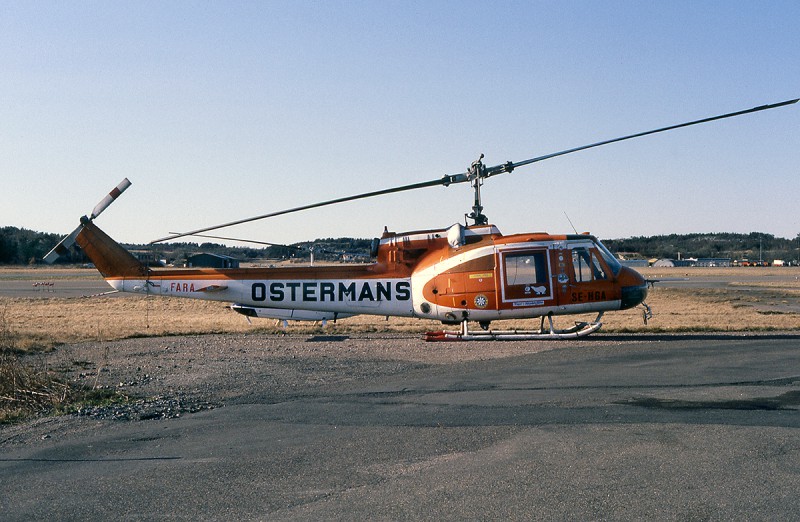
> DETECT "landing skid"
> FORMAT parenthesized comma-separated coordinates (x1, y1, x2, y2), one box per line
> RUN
(425, 313, 604, 341)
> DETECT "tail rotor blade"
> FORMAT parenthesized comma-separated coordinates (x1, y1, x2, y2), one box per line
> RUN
(44, 226, 81, 264)
(91, 178, 132, 220)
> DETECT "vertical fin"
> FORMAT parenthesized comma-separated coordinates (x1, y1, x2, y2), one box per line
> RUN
(74, 221, 146, 278)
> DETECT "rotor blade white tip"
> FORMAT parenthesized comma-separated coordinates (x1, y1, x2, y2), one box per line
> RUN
(90, 178, 132, 220)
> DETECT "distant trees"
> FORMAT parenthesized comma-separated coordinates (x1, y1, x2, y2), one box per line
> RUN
(0, 227, 375, 265)
(603, 232, 799, 262)
(0, 227, 68, 264)
(1, 226, 798, 265)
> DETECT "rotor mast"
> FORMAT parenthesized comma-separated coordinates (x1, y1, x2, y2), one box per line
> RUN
(467, 154, 487, 225)
(466, 154, 516, 226)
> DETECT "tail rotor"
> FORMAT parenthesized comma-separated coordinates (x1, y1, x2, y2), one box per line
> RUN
(44, 178, 132, 264)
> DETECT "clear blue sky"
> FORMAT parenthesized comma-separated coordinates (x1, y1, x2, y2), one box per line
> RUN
(2, 1, 799, 245)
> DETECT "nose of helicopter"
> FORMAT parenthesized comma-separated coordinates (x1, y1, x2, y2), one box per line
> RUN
(619, 266, 648, 310)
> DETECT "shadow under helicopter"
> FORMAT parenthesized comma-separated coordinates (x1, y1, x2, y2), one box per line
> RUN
(619, 390, 800, 411)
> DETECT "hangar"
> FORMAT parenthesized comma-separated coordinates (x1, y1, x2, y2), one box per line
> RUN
(653, 258, 731, 268)
(186, 253, 240, 269)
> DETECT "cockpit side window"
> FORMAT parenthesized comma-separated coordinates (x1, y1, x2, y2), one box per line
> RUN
(572, 247, 607, 282)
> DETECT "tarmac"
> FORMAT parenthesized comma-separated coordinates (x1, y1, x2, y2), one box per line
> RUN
(2, 333, 799, 520)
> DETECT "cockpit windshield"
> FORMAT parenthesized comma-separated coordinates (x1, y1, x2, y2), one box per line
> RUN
(594, 239, 623, 276)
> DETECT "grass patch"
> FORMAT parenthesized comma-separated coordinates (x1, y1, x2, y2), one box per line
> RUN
(0, 306, 128, 424)
(0, 350, 68, 424)
(0, 352, 129, 424)
(61, 387, 129, 415)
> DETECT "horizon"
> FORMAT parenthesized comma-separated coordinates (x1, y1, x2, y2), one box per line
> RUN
(4, 222, 798, 243)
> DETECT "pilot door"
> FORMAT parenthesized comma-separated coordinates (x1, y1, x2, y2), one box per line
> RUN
(498, 248, 554, 307)
(565, 246, 614, 306)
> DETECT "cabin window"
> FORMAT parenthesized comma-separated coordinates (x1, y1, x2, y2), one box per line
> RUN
(572, 248, 607, 282)
(505, 252, 548, 286)
(502, 250, 551, 301)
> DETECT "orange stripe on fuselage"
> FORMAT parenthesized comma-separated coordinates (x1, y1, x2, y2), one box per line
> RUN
(106, 264, 390, 282)
(99, 226, 573, 284)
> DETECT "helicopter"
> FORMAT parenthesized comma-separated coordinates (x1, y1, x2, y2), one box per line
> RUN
(45, 98, 797, 340)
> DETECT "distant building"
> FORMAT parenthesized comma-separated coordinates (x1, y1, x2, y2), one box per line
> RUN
(186, 253, 240, 269)
(695, 258, 732, 267)
(615, 252, 649, 268)
(130, 250, 166, 267)
(620, 259, 649, 268)
(653, 259, 686, 268)
(653, 258, 731, 268)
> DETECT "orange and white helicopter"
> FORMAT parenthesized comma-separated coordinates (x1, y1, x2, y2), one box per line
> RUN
(46, 98, 797, 340)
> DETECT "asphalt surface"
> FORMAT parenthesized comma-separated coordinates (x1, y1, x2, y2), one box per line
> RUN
(2, 334, 800, 520)
(0, 269, 115, 298)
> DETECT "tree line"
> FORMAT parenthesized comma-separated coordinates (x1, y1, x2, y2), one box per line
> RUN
(603, 232, 800, 263)
(0, 227, 65, 265)
(1, 226, 798, 265)
(0, 227, 374, 265)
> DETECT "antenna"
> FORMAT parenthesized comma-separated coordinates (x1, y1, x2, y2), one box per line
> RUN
(563, 211, 579, 234)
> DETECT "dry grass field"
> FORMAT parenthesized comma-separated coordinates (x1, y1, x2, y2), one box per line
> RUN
(1, 265, 799, 351)
(1, 265, 799, 423)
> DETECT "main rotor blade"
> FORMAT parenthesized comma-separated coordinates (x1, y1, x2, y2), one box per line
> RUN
(169, 232, 290, 248)
(151, 97, 797, 244)
(151, 177, 451, 243)
(491, 98, 798, 175)
(168, 232, 350, 256)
